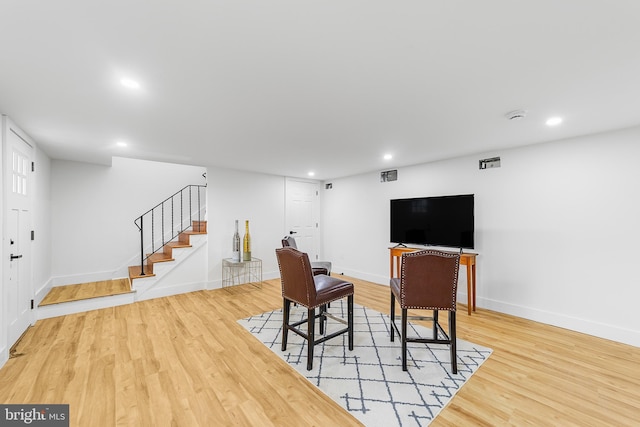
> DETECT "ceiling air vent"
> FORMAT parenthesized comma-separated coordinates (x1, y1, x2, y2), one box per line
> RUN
(380, 170, 398, 182)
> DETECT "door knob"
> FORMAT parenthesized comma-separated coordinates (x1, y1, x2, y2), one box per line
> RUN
(289, 231, 297, 234)
(10, 254, 22, 260)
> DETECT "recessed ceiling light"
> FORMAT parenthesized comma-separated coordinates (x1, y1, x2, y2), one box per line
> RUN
(383, 154, 393, 160)
(116, 140, 128, 147)
(546, 117, 563, 126)
(120, 78, 141, 90)
(308, 171, 315, 177)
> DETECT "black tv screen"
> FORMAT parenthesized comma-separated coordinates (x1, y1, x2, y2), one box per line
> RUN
(390, 194, 474, 249)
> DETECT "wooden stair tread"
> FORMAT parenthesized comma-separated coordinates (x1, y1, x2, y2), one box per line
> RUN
(39, 278, 133, 306)
(128, 265, 156, 280)
(165, 241, 192, 249)
(147, 253, 174, 263)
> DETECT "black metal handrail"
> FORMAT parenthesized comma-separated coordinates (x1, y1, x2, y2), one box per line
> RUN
(134, 184, 207, 276)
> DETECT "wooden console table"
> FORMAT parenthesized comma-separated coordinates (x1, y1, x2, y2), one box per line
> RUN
(389, 247, 477, 315)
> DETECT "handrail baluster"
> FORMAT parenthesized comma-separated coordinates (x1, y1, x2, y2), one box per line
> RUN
(140, 217, 145, 275)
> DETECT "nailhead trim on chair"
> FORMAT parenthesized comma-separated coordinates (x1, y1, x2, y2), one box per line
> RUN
(276, 248, 354, 309)
(398, 249, 460, 310)
(276, 252, 314, 303)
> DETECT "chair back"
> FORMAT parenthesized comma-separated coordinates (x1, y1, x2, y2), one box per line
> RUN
(281, 235, 298, 249)
(400, 250, 460, 310)
(275, 247, 316, 306)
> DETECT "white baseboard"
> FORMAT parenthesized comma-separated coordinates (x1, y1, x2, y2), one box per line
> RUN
(136, 281, 206, 302)
(207, 268, 280, 290)
(333, 267, 387, 285)
(330, 269, 640, 348)
(34, 278, 54, 307)
(0, 347, 7, 371)
(50, 270, 121, 287)
(481, 297, 640, 348)
(206, 279, 222, 290)
(263, 269, 280, 281)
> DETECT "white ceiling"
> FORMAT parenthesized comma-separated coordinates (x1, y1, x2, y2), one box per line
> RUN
(2, 1, 640, 180)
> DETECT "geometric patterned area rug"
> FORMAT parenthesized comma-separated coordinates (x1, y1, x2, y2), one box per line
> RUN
(238, 300, 492, 427)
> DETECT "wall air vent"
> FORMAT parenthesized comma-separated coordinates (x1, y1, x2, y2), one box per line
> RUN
(479, 156, 501, 170)
(380, 170, 398, 182)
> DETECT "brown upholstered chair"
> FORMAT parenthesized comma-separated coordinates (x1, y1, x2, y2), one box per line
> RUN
(281, 235, 332, 276)
(275, 247, 354, 371)
(390, 249, 460, 373)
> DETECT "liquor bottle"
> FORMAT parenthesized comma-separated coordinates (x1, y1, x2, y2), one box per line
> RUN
(243, 220, 251, 261)
(232, 220, 241, 262)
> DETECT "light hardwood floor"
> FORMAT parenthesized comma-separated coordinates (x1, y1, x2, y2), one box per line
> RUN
(39, 279, 132, 306)
(1, 277, 638, 426)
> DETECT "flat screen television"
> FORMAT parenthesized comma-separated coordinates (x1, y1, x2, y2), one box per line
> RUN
(390, 194, 474, 249)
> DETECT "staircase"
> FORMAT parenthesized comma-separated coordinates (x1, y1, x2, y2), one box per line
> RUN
(128, 220, 207, 280)
(38, 185, 207, 320)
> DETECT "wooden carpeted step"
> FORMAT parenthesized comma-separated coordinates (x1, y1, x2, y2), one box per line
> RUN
(39, 278, 133, 306)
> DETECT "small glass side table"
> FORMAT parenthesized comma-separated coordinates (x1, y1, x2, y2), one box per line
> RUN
(222, 257, 263, 289)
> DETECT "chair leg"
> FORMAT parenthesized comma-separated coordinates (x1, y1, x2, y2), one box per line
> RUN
(282, 298, 290, 351)
(433, 309, 439, 339)
(390, 291, 395, 342)
(401, 308, 408, 371)
(307, 307, 315, 371)
(450, 311, 457, 374)
(319, 304, 326, 335)
(347, 295, 354, 351)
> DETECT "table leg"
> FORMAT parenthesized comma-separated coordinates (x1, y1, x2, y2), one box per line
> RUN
(466, 264, 472, 315)
(472, 263, 477, 312)
(390, 255, 394, 278)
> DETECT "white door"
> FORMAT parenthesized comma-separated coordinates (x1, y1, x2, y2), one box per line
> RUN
(285, 179, 320, 260)
(5, 127, 33, 347)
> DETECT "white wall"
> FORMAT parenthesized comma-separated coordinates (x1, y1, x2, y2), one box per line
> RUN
(0, 117, 6, 364)
(323, 126, 640, 347)
(50, 156, 289, 289)
(50, 157, 206, 284)
(206, 167, 285, 288)
(33, 146, 52, 299)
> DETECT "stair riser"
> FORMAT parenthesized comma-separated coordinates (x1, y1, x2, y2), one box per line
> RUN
(38, 293, 136, 320)
(192, 220, 207, 232)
